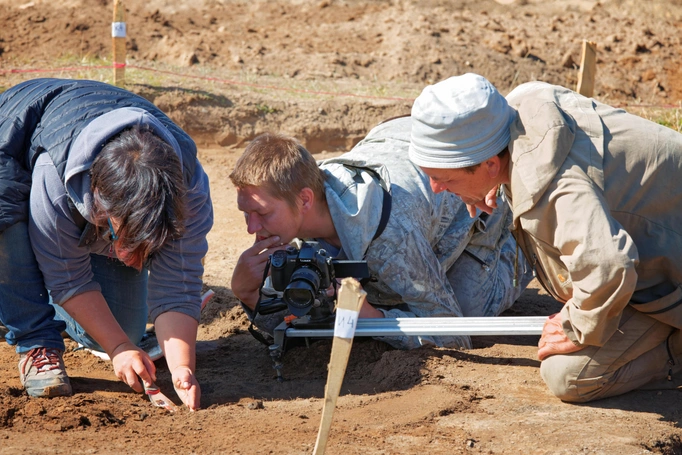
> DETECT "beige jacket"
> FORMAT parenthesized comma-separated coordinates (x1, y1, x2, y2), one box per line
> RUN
(505, 82, 682, 347)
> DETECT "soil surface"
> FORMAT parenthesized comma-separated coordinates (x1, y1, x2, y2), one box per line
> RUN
(1, 1, 682, 454)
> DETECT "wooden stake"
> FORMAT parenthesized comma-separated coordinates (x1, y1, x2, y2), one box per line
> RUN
(313, 278, 366, 455)
(112, 0, 126, 86)
(576, 40, 597, 97)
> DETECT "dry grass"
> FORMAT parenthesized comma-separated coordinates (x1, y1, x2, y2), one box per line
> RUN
(627, 106, 682, 133)
(3, 59, 682, 135)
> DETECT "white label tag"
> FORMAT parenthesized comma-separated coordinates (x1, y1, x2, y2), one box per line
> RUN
(112, 22, 126, 38)
(334, 308, 359, 339)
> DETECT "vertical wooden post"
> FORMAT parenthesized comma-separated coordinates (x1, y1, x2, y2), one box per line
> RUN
(576, 40, 597, 97)
(313, 278, 366, 455)
(112, 0, 126, 86)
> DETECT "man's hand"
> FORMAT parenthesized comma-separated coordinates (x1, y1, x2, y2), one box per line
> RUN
(537, 313, 585, 360)
(358, 297, 384, 318)
(111, 341, 157, 393)
(172, 366, 200, 411)
(328, 280, 383, 318)
(231, 236, 286, 309)
(466, 186, 499, 218)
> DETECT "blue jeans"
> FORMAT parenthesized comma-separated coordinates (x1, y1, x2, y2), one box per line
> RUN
(53, 253, 149, 352)
(0, 222, 148, 354)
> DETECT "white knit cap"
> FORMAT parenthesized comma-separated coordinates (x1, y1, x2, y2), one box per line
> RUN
(409, 73, 515, 169)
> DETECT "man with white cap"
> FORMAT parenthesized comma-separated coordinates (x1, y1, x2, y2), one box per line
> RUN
(409, 72, 682, 402)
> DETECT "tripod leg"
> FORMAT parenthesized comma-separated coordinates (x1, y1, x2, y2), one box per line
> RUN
(268, 344, 284, 383)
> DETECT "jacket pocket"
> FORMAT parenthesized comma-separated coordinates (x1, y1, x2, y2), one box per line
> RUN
(630, 285, 682, 329)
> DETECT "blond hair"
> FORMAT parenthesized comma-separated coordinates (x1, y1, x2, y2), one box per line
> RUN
(229, 133, 325, 207)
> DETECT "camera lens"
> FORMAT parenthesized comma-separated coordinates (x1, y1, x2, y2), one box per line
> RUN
(284, 286, 314, 308)
(283, 267, 321, 316)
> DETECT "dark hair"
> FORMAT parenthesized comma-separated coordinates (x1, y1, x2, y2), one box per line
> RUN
(229, 133, 325, 208)
(90, 125, 186, 270)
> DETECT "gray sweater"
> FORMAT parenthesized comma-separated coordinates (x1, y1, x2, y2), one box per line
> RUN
(29, 108, 213, 323)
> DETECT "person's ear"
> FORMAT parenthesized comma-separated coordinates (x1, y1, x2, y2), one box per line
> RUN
(298, 187, 315, 213)
(485, 156, 501, 179)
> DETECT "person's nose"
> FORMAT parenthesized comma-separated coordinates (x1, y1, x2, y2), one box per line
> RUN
(429, 178, 446, 194)
(245, 213, 262, 235)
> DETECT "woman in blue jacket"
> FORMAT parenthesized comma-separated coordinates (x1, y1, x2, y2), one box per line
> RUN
(0, 79, 213, 410)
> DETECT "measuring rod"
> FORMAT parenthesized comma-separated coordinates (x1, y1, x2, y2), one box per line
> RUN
(284, 316, 546, 338)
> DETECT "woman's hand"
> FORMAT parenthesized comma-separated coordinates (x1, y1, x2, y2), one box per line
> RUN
(110, 341, 156, 392)
(61, 291, 156, 392)
(155, 312, 200, 411)
(172, 366, 201, 411)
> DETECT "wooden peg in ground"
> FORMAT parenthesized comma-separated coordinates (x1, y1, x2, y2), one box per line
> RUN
(577, 40, 597, 97)
(313, 278, 366, 455)
(112, 0, 126, 86)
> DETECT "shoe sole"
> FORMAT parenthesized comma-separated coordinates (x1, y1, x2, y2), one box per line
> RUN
(26, 383, 73, 398)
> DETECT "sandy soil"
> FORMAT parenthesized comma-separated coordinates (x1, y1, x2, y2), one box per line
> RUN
(1, 1, 682, 454)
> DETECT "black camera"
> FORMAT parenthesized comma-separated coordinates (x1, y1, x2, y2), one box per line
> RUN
(258, 241, 369, 318)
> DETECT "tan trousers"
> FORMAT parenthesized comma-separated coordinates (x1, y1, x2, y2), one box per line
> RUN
(540, 306, 682, 403)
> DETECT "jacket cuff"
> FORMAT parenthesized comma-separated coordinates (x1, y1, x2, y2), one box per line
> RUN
(561, 313, 583, 346)
(53, 281, 102, 306)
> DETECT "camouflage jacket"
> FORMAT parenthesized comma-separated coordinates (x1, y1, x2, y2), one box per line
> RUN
(317, 116, 531, 349)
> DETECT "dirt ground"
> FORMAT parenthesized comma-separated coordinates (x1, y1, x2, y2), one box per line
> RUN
(1, 0, 682, 454)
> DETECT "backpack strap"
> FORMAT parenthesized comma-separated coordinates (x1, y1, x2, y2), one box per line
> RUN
(372, 178, 392, 241)
(352, 166, 392, 261)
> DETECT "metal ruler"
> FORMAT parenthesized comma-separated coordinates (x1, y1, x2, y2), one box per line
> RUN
(284, 316, 546, 338)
